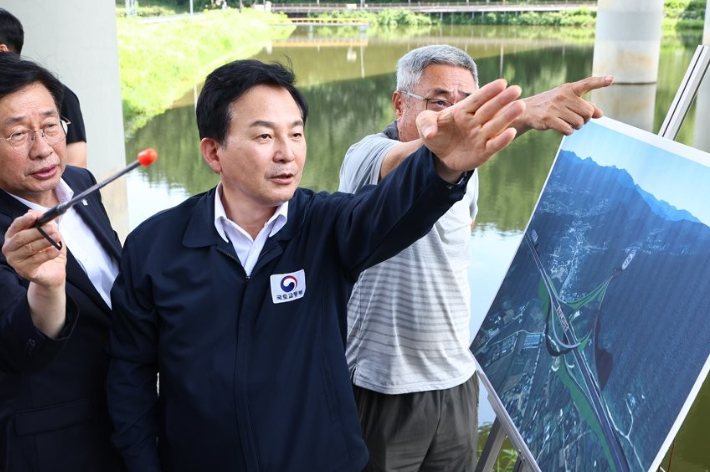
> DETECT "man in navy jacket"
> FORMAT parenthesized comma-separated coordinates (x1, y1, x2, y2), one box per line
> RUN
(106, 59, 526, 472)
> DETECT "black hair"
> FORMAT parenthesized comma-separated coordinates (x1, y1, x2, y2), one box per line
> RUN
(0, 53, 64, 111)
(196, 59, 308, 144)
(0, 8, 24, 54)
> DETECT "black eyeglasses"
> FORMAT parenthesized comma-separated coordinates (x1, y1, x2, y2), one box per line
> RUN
(400, 90, 454, 112)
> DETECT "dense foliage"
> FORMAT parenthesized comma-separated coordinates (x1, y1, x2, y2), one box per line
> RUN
(447, 7, 595, 27)
(663, 0, 707, 29)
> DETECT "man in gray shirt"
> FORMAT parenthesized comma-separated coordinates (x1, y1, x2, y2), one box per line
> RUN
(339, 44, 613, 471)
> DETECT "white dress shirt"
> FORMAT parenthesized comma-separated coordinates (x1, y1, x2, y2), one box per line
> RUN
(212, 183, 288, 276)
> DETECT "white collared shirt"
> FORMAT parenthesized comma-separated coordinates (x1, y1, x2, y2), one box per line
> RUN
(11, 179, 119, 308)
(213, 183, 288, 276)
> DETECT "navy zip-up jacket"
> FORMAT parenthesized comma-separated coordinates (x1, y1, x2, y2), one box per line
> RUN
(107, 147, 470, 472)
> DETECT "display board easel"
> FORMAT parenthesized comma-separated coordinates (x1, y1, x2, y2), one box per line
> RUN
(473, 44, 710, 472)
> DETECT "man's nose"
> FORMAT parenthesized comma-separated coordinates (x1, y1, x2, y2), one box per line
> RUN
(28, 130, 54, 158)
(274, 137, 296, 162)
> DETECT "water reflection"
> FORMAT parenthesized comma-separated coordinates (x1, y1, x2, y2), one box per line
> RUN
(125, 26, 602, 229)
(122, 25, 708, 471)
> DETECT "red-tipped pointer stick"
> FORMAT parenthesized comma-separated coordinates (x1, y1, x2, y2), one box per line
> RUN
(35, 148, 158, 248)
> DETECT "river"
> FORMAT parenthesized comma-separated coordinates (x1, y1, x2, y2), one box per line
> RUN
(121, 24, 709, 471)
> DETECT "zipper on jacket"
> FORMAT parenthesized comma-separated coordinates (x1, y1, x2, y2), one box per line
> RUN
(216, 245, 250, 279)
(216, 244, 261, 469)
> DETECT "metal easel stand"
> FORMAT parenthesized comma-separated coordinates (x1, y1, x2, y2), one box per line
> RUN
(474, 44, 710, 472)
(474, 417, 534, 472)
(658, 45, 710, 140)
(474, 371, 539, 472)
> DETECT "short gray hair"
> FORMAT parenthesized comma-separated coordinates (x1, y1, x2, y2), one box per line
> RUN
(396, 44, 479, 92)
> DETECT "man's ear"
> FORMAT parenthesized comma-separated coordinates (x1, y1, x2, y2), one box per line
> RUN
(200, 137, 222, 174)
(0, 44, 10, 53)
(393, 91, 406, 120)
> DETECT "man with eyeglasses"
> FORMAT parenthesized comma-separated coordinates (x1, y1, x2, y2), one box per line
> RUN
(339, 44, 614, 472)
(0, 8, 89, 168)
(0, 53, 125, 471)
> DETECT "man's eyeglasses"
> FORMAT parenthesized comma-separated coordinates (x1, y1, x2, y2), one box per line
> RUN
(3, 119, 71, 150)
(400, 90, 454, 112)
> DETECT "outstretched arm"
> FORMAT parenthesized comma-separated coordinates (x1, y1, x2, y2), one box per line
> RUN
(514, 75, 615, 136)
(416, 79, 526, 182)
(377, 76, 614, 181)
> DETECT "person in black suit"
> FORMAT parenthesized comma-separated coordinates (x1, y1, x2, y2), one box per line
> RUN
(0, 53, 125, 471)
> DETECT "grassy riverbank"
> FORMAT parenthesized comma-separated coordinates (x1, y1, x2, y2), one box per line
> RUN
(116, 0, 705, 134)
(117, 9, 293, 135)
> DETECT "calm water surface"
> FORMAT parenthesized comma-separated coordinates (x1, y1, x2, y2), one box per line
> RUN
(121, 25, 709, 471)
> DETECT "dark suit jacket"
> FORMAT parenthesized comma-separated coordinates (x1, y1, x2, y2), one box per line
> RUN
(0, 166, 125, 472)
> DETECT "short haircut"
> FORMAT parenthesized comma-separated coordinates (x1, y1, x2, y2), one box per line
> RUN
(0, 8, 24, 54)
(0, 53, 64, 112)
(196, 59, 309, 144)
(396, 44, 479, 92)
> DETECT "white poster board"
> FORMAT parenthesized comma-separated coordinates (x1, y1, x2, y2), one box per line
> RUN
(471, 116, 710, 472)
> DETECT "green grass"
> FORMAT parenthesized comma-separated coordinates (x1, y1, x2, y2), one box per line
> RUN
(117, 9, 294, 135)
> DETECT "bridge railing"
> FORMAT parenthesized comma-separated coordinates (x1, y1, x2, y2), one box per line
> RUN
(287, 17, 370, 24)
(269, 1, 596, 6)
(269, 2, 597, 12)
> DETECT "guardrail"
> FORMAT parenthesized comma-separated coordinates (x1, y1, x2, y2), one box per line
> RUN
(287, 17, 369, 24)
(270, 1, 594, 5)
(269, 1, 596, 13)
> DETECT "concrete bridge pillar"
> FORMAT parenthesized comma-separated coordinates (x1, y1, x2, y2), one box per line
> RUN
(2, 1, 128, 239)
(591, 0, 664, 132)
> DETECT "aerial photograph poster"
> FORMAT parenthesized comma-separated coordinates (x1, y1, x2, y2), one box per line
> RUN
(471, 117, 710, 472)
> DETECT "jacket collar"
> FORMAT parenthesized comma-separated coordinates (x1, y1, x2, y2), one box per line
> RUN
(62, 167, 122, 261)
(182, 187, 305, 249)
(0, 186, 32, 221)
(0, 168, 121, 261)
